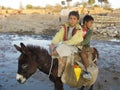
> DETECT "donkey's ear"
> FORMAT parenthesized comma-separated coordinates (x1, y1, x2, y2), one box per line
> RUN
(20, 43, 30, 54)
(14, 44, 22, 52)
(20, 43, 26, 48)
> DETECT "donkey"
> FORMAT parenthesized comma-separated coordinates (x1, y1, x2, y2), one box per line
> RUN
(14, 43, 99, 90)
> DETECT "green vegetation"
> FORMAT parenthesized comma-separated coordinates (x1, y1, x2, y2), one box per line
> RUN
(61, 1, 65, 6)
(88, 0, 95, 5)
(94, 4, 100, 7)
(26, 4, 33, 9)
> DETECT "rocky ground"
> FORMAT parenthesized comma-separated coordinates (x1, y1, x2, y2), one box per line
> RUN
(0, 14, 120, 40)
(92, 15, 120, 40)
(0, 14, 61, 35)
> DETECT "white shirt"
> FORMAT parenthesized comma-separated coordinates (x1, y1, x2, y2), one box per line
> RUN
(67, 27, 75, 39)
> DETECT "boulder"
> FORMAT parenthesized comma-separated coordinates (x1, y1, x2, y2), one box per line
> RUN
(100, 29, 107, 34)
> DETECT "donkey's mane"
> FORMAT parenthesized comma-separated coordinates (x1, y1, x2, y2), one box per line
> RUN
(26, 45, 50, 56)
(26, 45, 54, 74)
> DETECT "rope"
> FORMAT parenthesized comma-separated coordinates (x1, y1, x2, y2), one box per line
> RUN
(48, 56, 54, 77)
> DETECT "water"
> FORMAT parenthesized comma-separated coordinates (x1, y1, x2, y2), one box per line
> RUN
(0, 34, 120, 90)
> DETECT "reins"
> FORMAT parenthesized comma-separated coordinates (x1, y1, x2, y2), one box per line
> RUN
(48, 56, 54, 77)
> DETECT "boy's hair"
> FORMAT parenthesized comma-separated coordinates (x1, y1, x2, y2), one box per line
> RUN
(83, 15, 94, 24)
(68, 11, 79, 20)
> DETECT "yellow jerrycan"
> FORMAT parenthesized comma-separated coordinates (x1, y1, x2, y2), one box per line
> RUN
(74, 65, 82, 81)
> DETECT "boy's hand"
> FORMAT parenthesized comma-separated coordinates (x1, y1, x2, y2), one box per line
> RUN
(49, 44, 58, 56)
(49, 44, 55, 55)
(49, 44, 55, 50)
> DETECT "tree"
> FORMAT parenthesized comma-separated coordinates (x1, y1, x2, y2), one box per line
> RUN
(88, 0, 95, 5)
(94, 4, 100, 7)
(61, 1, 65, 6)
(26, 4, 33, 9)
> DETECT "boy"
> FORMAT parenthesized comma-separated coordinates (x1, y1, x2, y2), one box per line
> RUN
(49, 11, 83, 77)
(80, 15, 94, 79)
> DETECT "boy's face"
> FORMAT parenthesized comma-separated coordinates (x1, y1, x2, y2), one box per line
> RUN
(85, 20, 93, 29)
(68, 15, 79, 27)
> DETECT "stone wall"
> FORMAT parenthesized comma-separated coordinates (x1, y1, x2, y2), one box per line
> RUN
(92, 15, 120, 39)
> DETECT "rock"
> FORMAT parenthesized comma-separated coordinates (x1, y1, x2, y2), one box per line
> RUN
(11, 85, 14, 87)
(0, 84, 4, 87)
(5, 79, 8, 82)
(2, 71, 5, 73)
(100, 29, 107, 34)
(93, 27, 97, 30)
(107, 29, 115, 37)
(113, 77, 119, 80)
(96, 29, 102, 33)
(0, 84, 2, 87)
(117, 30, 120, 34)
(104, 80, 107, 82)
(110, 23, 115, 26)
(116, 34, 120, 38)
(103, 33, 107, 36)
(0, 25, 2, 29)
(114, 30, 118, 34)
(108, 33, 116, 37)
(112, 26, 116, 29)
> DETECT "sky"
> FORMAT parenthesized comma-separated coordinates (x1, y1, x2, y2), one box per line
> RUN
(0, 0, 120, 9)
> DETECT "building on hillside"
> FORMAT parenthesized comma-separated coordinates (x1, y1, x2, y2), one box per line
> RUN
(60, 8, 71, 16)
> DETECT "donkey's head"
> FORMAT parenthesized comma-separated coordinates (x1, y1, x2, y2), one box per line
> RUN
(14, 43, 38, 84)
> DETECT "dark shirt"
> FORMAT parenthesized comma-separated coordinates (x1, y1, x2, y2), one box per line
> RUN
(81, 29, 93, 48)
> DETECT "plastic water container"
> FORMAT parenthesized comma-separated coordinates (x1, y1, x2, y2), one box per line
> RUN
(74, 65, 82, 81)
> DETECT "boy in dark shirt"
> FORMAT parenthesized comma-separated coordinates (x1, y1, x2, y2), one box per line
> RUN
(80, 15, 94, 80)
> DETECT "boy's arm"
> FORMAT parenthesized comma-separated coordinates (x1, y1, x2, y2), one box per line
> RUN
(81, 30, 92, 46)
(51, 27, 64, 45)
(63, 30, 83, 45)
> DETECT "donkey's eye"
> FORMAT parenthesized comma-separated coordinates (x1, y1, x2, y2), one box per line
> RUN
(22, 64, 28, 69)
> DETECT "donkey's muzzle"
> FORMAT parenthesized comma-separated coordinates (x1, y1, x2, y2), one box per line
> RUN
(16, 74, 26, 84)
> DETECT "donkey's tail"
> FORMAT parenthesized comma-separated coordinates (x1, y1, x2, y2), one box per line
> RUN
(93, 47, 99, 59)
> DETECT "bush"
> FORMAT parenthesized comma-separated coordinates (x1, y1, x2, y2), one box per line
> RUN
(94, 4, 100, 7)
(26, 4, 33, 9)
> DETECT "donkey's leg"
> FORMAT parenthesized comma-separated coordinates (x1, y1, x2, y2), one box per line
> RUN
(54, 78, 63, 90)
(90, 84, 94, 90)
(78, 86, 85, 90)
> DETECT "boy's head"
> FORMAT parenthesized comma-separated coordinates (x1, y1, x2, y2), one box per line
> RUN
(83, 15, 94, 29)
(68, 11, 80, 27)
